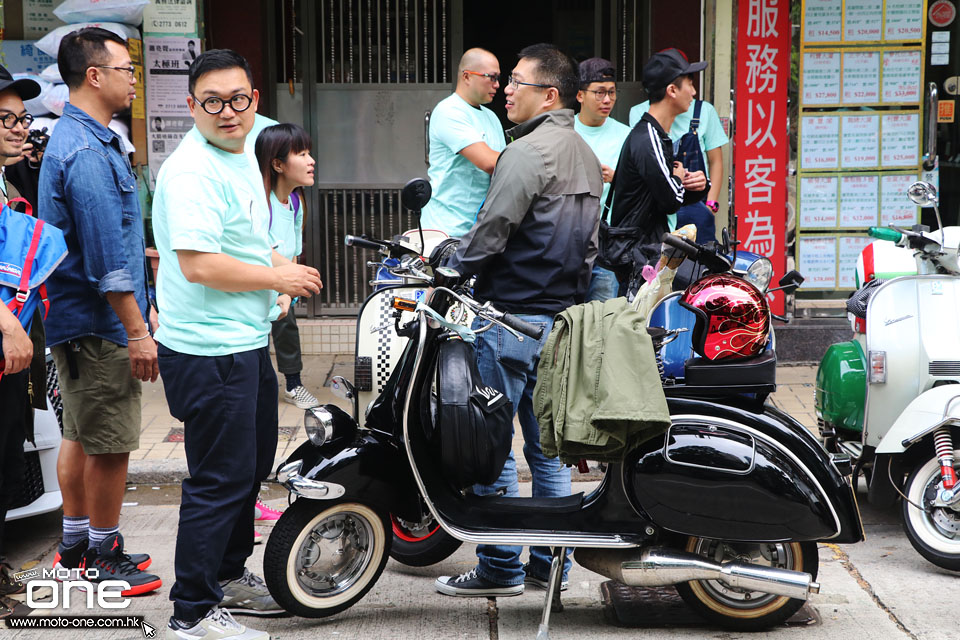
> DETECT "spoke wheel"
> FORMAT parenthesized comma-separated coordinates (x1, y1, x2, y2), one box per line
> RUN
(264, 499, 390, 618)
(389, 513, 462, 567)
(676, 538, 818, 631)
(901, 451, 960, 571)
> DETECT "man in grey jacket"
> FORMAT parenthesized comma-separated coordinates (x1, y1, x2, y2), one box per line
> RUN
(437, 43, 602, 597)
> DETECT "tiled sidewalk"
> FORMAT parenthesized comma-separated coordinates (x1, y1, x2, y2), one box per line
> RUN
(132, 354, 821, 466)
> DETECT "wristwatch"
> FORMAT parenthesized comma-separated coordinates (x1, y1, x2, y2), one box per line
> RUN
(705, 200, 720, 213)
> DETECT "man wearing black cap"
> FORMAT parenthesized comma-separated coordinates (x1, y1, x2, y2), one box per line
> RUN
(0, 65, 43, 618)
(574, 57, 630, 301)
(601, 48, 709, 294)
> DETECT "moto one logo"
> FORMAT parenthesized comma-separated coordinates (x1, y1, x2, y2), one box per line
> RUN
(23, 569, 131, 609)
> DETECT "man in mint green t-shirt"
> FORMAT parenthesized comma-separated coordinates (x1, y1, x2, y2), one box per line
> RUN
(629, 87, 728, 242)
(574, 58, 630, 301)
(421, 47, 506, 237)
(152, 50, 322, 640)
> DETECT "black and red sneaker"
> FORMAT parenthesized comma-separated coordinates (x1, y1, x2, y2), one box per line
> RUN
(80, 533, 161, 596)
(54, 538, 152, 576)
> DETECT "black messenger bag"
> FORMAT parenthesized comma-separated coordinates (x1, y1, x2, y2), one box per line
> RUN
(421, 338, 513, 489)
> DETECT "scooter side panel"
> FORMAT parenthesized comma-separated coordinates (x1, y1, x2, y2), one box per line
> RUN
(815, 339, 866, 435)
(624, 397, 864, 543)
(864, 276, 960, 448)
(876, 385, 960, 453)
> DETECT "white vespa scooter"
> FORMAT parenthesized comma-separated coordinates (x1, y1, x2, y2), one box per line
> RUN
(821, 181, 960, 570)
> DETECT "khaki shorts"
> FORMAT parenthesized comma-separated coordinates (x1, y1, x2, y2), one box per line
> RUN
(51, 337, 141, 455)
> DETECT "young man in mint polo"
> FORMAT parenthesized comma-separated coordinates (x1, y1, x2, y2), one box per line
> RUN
(152, 49, 322, 640)
(421, 47, 506, 236)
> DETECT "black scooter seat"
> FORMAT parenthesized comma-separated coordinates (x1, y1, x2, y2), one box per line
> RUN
(463, 492, 584, 514)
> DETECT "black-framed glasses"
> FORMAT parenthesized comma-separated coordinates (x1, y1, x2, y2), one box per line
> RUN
(584, 88, 617, 100)
(464, 70, 501, 83)
(191, 94, 253, 115)
(506, 75, 553, 90)
(0, 113, 33, 130)
(94, 65, 136, 77)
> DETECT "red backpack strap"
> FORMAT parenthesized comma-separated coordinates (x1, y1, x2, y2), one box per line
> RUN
(7, 197, 33, 217)
(10, 218, 44, 316)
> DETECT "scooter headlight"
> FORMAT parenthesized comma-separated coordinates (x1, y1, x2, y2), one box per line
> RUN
(304, 407, 335, 447)
(745, 257, 774, 292)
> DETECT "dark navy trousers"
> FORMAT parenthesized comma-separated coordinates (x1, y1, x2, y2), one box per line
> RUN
(158, 344, 278, 623)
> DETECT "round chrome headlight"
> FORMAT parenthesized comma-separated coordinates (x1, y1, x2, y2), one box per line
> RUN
(304, 407, 334, 447)
(744, 257, 774, 292)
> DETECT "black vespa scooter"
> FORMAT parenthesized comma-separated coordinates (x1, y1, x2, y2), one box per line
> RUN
(262, 182, 864, 635)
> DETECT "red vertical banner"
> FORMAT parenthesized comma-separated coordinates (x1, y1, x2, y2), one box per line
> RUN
(734, 0, 791, 315)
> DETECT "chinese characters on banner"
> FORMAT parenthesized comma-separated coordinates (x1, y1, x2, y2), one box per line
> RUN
(735, 0, 790, 314)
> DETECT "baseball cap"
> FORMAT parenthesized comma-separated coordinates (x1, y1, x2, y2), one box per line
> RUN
(579, 57, 616, 85)
(642, 48, 707, 93)
(0, 65, 41, 101)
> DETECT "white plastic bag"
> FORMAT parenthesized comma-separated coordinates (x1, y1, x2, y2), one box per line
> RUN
(37, 22, 140, 57)
(13, 73, 53, 117)
(54, 0, 150, 26)
(41, 84, 70, 117)
(40, 63, 63, 85)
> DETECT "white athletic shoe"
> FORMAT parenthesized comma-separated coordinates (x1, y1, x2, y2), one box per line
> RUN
(283, 385, 320, 409)
(165, 606, 269, 639)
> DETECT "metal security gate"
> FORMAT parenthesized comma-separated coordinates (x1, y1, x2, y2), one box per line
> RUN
(270, 0, 657, 315)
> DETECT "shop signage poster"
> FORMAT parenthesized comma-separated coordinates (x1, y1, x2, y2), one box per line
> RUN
(142, 0, 197, 35)
(735, 0, 790, 312)
(23, 0, 65, 39)
(880, 173, 920, 225)
(799, 176, 839, 228)
(844, 0, 883, 41)
(802, 52, 841, 104)
(145, 37, 200, 187)
(882, 50, 922, 103)
(885, 0, 925, 40)
(841, 114, 880, 168)
(842, 51, 880, 103)
(881, 113, 920, 167)
(838, 236, 873, 288)
(839, 175, 879, 227)
(798, 236, 838, 289)
(0, 41, 56, 74)
(800, 116, 841, 169)
(804, 0, 843, 42)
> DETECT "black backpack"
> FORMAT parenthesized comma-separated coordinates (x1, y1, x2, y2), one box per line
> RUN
(421, 338, 513, 489)
(675, 100, 706, 177)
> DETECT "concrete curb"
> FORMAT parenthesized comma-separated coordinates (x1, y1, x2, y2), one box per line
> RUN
(128, 459, 188, 484)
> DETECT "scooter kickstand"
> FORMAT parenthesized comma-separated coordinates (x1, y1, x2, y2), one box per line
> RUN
(535, 546, 565, 640)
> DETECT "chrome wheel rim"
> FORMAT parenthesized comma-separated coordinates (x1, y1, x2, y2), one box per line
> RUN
(294, 511, 375, 597)
(691, 539, 796, 609)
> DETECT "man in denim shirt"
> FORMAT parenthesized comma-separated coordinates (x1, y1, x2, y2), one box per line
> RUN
(39, 27, 161, 595)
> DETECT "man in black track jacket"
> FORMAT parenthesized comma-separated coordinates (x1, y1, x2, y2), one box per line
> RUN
(603, 48, 710, 294)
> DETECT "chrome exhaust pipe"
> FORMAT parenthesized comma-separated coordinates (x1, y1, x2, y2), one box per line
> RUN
(574, 547, 819, 601)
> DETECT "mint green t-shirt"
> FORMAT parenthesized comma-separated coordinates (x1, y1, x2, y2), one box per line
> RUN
(249, 113, 281, 149)
(153, 127, 275, 356)
(628, 100, 728, 230)
(421, 93, 506, 237)
(269, 190, 303, 261)
(573, 114, 631, 222)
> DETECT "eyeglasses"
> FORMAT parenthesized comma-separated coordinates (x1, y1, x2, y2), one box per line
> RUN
(94, 65, 136, 77)
(584, 88, 617, 100)
(507, 75, 553, 90)
(464, 70, 501, 83)
(0, 113, 34, 130)
(191, 94, 253, 115)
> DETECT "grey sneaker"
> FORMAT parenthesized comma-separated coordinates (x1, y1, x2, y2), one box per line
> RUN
(284, 385, 320, 409)
(219, 568, 284, 617)
(166, 606, 269, 639)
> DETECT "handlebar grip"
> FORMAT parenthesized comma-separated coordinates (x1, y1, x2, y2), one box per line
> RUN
(501, 313, 544, 340)
(344, 235, 385, 251)
(660, 232, 699, 258)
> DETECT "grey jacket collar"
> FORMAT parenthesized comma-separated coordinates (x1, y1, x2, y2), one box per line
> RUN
(506, 108, 575, 141)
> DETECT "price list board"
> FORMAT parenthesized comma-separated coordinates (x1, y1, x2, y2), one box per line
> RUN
(797, 0, 926, 291)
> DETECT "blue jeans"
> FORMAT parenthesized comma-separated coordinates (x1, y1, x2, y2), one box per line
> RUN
(676, 201, 716, 244)
(586, 265, 619, 302)
(472, 314, 572, 586)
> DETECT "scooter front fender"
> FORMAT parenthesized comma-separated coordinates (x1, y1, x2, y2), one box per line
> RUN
(876, 385, 960, 454)
(277, 428, 422, 521)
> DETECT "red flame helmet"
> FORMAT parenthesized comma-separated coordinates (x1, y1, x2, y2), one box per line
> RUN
(679, 274, 771, 360)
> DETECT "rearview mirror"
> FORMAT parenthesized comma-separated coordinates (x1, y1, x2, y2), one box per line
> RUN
(776, 270, 805, 294)
(907, 181, 938, 208)
(401, 177, 432, 213)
